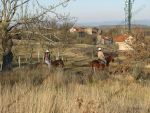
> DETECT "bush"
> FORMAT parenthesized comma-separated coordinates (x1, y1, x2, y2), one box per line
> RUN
(132, 62, 145, 80)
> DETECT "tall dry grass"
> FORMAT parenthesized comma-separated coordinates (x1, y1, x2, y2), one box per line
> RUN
(1, 67, 150, 113)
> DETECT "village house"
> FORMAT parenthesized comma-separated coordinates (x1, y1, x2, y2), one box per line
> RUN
(113, 34, 134, 51)
(69, 27, 102, 36)
(92, 27, 99, 35)
(84, 27, 93, 35)
(69, 27, 86, 37)
(97, 35, 113, 45)
(69, 27, 77, 33)
(76, 27, 86, 37)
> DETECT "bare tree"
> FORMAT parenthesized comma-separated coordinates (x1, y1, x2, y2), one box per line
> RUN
(59, 16, 76, 43)
(0, 0, 72, 71)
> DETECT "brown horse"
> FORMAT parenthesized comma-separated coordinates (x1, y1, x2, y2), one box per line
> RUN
(90, 55, 114, 70)
(51, 59, 64, 68)
(29, 59, 64, 70)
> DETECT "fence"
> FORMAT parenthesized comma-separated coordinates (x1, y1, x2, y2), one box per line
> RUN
(0, 51, 64, 70)
(16, 52, 44, 68)
(0, 62, 2, 71)
(13, 51, 64, 68)
(0, 54, 2, 71)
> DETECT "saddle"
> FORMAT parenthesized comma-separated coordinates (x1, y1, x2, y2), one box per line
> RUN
(98, 59, 106, 64)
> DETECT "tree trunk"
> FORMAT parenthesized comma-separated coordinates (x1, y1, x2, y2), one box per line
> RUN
(2, 34, 13, 71)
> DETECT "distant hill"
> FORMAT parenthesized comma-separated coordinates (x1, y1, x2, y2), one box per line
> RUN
(77, 20, 150, 27)
(98, 24, 150, 29)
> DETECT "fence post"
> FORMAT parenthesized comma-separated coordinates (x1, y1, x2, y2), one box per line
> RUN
(58, 51, 60, 58)
(38, 51, 40, 62)
(26, 56, 28, 62)
(56, 55, 58, 60)
(93, 67, 96, 74)
(0, 62, 2, 71)
(92, 52, 94, 59)
(43, 54, 45, 62)
(56, 51, 60, 60)
(18, 56, 21, 68)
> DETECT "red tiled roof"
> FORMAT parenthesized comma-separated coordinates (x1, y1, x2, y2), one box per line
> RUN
(113, 34, 128, 42)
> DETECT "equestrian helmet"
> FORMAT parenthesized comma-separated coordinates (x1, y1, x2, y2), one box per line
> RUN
(45, 50, 50, 52)
(98, 47, 102, 51)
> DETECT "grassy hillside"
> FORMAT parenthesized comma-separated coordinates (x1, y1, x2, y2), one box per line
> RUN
(1, 68, 150, 113)
(0, 34, 150, 113)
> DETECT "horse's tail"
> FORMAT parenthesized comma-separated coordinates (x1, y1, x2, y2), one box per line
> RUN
(58, 57, 66, 62)
(59, 59, 65, 67)
(60, 56, 69, 62)
(61, 60, 64, 67)
(89, 61, 94, 68)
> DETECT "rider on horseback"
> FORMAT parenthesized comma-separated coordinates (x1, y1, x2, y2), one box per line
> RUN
(97, 47, 106, 65)
(44, 50, 51, 69)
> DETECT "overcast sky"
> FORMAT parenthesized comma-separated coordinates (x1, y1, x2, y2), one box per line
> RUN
(42, 0, 150, 25)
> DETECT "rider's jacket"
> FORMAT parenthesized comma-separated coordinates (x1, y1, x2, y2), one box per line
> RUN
(97, 51, 105, 60)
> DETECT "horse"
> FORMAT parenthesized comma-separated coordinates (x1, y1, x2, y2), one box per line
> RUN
(28, 59, 64, 70)
(51, 59, 64, 68)
(90, 54, 114, 70)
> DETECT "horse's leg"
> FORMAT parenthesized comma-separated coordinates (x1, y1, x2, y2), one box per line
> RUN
(93, 66, 96, 74)
(102, 65, 105, 70)
(91, 64, 97, 74)
(47, 62, 51, 71)
(60, 62, 64, 68)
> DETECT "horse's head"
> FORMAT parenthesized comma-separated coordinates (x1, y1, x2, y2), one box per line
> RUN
(106, 55, 115, 63)
(51, 59, 64, 67)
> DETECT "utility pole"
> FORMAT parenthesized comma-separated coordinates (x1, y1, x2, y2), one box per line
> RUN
(125, 0, 134, 34)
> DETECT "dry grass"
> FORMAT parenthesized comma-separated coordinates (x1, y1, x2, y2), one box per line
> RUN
(0, 34, 150, 113)
(1, 68, 150, 113)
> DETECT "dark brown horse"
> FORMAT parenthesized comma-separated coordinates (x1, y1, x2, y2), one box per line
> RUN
(29, 59, 64, 70)
(90, 55, 114, 70)
(51, 59, 64, 68)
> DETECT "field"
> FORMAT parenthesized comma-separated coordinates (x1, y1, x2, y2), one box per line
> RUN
(0, 35, 150, 113)
(1, 68, 150, 113)
(1, 0, 150, 112)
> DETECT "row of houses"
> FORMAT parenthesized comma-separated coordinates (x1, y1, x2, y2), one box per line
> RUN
(70, 27, 136, 51)
(114, 34, 134, 51)
(69, 27, 102, 36)
(97, 34, 134, 51)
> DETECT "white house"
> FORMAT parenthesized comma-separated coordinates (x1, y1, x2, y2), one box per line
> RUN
(69, 27, 77, 33)
(85, 28, 92, 35)
(114, 34, 134, 51)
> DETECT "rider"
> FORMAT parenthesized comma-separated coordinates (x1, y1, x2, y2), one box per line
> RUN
(44, 50, 51, 69)
(97, 47, 107, 65)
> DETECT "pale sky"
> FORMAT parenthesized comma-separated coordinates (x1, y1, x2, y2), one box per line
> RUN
(40, 0, 150, 25)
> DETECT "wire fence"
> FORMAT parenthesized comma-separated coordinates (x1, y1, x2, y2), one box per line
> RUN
(0, 51, 64, 70)
(0, 53, 2, 71)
